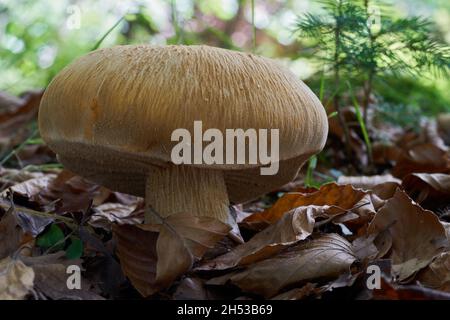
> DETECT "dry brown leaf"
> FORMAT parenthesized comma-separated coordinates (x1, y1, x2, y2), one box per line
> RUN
(89, 202, 143, 230)
(371, 182, 400, 200)
(20, 251, 104, 300)
(0, 90, 43, 153)
(443, 222, 450, 240)
(198, 206, 318, 271)
(112, 224, 158, 297)
(337, 175, 401, 190)
(402, 173, 450, 205)
(45, 174, 103, 213)
(352, 234, 379, 261)
(4, 174, 55, 199)
(373, 276, 450, 300)
(368, 189, 448, 281)
(113, 214, 229, 297)
(271, 283, 318, 300)
(417, 252, 450, 291)
(173, 277, 209, 300)
(372, 142, 402, 165)
(147, 215, 230, 286)
(0, 256, 34, 300)
(208, 233, 357, 298)
(0, 208, 24, 259)
(391, 143, 450, 178)
(32, 263, 103, 300)
(0, 168, 47, 191)
(245, 183, 367, 228)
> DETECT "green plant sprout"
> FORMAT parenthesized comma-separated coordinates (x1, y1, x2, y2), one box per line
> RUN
(295, 0, 449, 170)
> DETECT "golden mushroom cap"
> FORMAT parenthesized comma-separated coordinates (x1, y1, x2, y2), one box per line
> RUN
(39, 45, 328, 203)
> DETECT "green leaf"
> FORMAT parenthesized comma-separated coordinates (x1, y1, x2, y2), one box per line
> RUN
(36, 224, 65, 250)
(346, 81, 372, 157)
(304, 155, 319, 188)
(66, 237, 83, 260)
(327, 111, 338, 118)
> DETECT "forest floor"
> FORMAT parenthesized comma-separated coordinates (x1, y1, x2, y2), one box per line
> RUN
(0, 89, 449, 300)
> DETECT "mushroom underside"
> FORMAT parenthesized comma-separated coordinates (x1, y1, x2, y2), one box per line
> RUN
(51, 140, 312, 223)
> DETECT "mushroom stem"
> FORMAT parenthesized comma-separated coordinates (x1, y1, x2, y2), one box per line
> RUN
(145, 165, 230, 224)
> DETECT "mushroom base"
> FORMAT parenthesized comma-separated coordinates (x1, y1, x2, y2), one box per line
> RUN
(145, 165, 230, 224)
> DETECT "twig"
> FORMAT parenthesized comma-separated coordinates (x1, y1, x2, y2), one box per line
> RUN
(0, 129, 37, 166)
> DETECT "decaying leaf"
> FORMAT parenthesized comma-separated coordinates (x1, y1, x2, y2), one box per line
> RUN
(173, 277, 209, 300)
(33, 263, 102, 300)
(5, 174, 55, 200)
(89, 202, 143, 230)
(245, 183, 367, 228)
(20, 251, 104, 299)
(352, 234, 379, 261)
(113, 214, 230, 297)
(0, 256, 35, 300)
(112, 224, 158, 297)
(337, 174, 401, 190)
(402, 173, 450, 205)
(144, 214, 231, 287)
(391, 143, 450, 178)
(0, 90, 43, 153)
(368, 189, 448, 281)
(417, 252, 450, 291)
(373, 276, 450, 300)
(0, 207, 24, 259)
(198, 206, 317, 271)
(208, 233, 357, 298)
(271, 283, 318, 300)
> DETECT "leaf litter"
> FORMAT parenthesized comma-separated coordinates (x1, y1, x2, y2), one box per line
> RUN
(0, 91, 450, 300)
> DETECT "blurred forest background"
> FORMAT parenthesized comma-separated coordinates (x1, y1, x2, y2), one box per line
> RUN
(1, 0, 448, 107)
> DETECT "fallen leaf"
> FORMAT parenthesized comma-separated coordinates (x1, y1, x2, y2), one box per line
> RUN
(208, 233, 357, 298)
(271, 283, 318, 300)
(391, 143, 450, 178)
(198, 206, 317, 271)
(373, 276, 450, 300)
(79, 227, 126, 297)
(89, 202, 143, 230)
(417, 252, 450, 291)
(21, 252, 104, 300)
(402, 173, 450, 206)
(368, 189, 448, 281)
(148, 215, 231, 287)
(112, 224, 158, 297)
(113, 214, 230, 297)
(0, 90, 43, 154)
(4, 174, 55, 200)
(173, 277, 209, 300)
(370, 182, 400, 200)
(0, 207, 24, 259)
(337, 175, 401, 190)
(0, 168, 47, 191)
(245, 183, 367, 228)
(352, 234, 379, 261)
(14, 210, 53, 237)
(0, 256, 34, 300)
(31, 263, 102, 300)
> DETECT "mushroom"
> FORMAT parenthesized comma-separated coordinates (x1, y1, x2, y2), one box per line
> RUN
(38, 45, 328, 224)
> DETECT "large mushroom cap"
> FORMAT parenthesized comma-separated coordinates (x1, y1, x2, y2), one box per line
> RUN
(39, 45, 328, 205)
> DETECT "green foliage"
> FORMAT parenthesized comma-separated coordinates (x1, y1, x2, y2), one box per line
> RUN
(347, 81, 372, 157)
(36, 224, 65, 251)
(375, 76, 450, 115)
(66, 237, 83, 260)
(295, 0, 449, 109)
(296, 0, 449, 169)
(296, 0, 449, 77)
